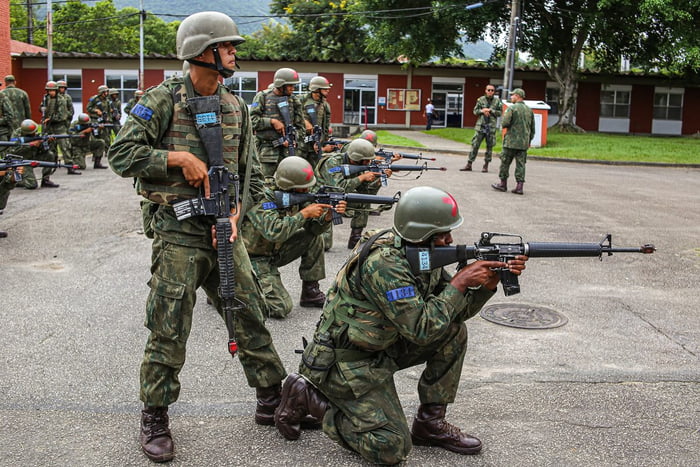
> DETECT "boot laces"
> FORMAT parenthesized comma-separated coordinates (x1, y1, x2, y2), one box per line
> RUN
(143, 410, 170, 440)
(436, 418, 463, 440)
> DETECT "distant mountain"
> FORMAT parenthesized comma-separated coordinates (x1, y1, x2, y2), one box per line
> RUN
(112, 0, 276, 35)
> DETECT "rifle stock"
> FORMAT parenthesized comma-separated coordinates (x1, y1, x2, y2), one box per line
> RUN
(0, 155, 79, 182)
(405, 232, 655, 296)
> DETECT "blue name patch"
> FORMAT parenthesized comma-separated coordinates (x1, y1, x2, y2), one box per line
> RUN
(130, 104, 153, 121)
(328, 166, 341, 173)
(386, 286, 415, 302)
(262, 201, 278, 210)
(195, 112, 217, 125)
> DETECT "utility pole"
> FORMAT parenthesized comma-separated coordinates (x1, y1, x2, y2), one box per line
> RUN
(27, 0, 34, 44)
(46, 0, 53, 81)
(501, 0, 520, 100)
(139, 0, 145, 90)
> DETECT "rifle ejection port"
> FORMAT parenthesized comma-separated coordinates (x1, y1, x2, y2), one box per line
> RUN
(480, 303, 568, 329)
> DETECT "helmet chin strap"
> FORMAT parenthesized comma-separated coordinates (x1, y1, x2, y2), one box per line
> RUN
(187, 45, 238, 78)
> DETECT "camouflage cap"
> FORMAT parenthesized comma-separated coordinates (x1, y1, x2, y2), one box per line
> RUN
(511, 88, 526, 98)
(5, 75, 16, 82)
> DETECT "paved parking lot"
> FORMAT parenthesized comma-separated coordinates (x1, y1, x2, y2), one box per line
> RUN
(1, 145, 698, 466)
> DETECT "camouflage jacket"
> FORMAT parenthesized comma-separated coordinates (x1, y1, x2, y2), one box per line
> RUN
(314, 152, 382, 195)
(0, 94, 15, 136)
(472, 94, 503, 131)
(1, 86, 31, 128)
(241, 186, 330, 257)
(502, 101, 535, 150)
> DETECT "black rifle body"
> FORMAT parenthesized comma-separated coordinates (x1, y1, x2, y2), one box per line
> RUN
(0, 155, 78, 182)
(406, 232, 655, 296)
(276, 98, 297, 157)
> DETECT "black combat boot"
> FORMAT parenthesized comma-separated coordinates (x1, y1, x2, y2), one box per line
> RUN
(511, 181, 524, 195)
(459, 161, 473, 172)
(67, 167, 82, 175)
(411, 404, 482, 455)
(255, 384, 281, 426)
(274, 373, 329, 441)
(481, 162, 489, 173)
(41, 177, 59, 188)
(94, 157, 108, 169)
(300, 281, 325, 308)
(140, 406, 174, 462)
(347, 227, 363, 249)
(0, 231, 7, 238)
(491, 179, 507, 192)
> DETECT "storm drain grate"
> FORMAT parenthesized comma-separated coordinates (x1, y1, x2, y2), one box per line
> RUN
(480, 304, 568, 329)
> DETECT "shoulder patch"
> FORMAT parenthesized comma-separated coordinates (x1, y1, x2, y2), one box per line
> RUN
(386, 286, 416, 302)
(130, 103, 154, 121)
(261, 201, 278, 210)
(250, 102, 259, 108)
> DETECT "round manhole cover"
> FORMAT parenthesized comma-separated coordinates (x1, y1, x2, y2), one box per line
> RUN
(480, 304, 568, 329)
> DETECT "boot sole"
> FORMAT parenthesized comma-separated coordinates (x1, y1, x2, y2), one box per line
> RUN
(411, 434, 482, 455)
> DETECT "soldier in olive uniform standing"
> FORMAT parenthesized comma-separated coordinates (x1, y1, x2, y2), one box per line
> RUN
(108, 88, 122, 137)
(461, 84, 502, 173)
(298, 76, 334, 164)
(108, 12, 287, 463)
(1, 75, 30, 132)
(250, 67, 306, 181)
(0, 92, 15, 141)
(241, 156, 346, 318)
(274, 186, 528, 464)
(492, 88, 535, 195)
(86, 84, 112, 162)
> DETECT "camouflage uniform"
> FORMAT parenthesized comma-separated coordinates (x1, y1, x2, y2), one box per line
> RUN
(86, 92, 113, 150)
(0, 94, 16, 141)
(1, 84, 30, 131)
(298, 92, 331, 164)
(108, 75, 287, 408)
(499, 101, 535, 182)
(468, 93, 503, 163)
(9, 127, 56, 189)
(250, 89, 305, 179)
(241, 186, 330, 318)
(109, 94, 122, 136)
(69, 119, 106, 170)
(0, 170, 17, 212)
(298, 229, 495, 464)
(41, 93, 71, 161)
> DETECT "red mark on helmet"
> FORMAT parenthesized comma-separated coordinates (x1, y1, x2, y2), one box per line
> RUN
(442, 195, 458, 217)
(303, 165, 314, 181)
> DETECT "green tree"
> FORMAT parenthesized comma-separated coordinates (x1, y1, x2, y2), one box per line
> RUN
(238, 21, 296, 60)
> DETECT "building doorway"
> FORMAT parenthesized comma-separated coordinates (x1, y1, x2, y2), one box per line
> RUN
(344, 77, 377, 126)
(432, 82, 464, 128)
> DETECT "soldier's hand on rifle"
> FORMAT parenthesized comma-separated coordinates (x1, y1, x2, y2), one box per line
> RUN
(333, 200, 347, 217)
(358, 171, 378, 183)
(29, 140, 43, 148)
(450, 255, 528, 293)
(168, 151, 211, 198)
(322, 143, 335, 153)
(301, 203, 333, 219)
(271, 118, 285, 135)
(304, 120, 313, 134)
(483, 108, 491, 116)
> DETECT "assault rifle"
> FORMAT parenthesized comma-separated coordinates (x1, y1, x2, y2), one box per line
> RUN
(480, 121, 492, 136)
(405, 232, 655, 296)
(74, 122, 118, 137)
(170, 94, 245, 357)
(274, 98, 297, 157)
(329, 160, 447, 186)
(0, 154, 79, 182)
(324, 138, 350, 148)
(4, 134, 82, 152)
(375, 148, 437, 163)
(272, 186, 400, 225)
(303, 104, 323, 160)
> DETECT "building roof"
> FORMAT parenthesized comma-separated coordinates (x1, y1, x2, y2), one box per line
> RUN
(11, 40, 48, 55)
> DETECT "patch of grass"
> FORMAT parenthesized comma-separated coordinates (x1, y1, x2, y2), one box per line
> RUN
(375, 130, 426, 148)
(422, 128, 700, 164)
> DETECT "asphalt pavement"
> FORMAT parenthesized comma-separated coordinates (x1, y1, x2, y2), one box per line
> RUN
(1, 135, 698, 466)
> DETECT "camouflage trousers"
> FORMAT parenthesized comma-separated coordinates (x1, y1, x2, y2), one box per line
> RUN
(72, 138, 105, 170)
(18, 149, 57, 189)
(321, 207, 370, 251)
(498, 148, 528, 182)
(45, 123, 75, 166)
(300, 321, 468, 464)
(249, 229, 326, 319)
(469, 129, 496, 162)
(140, 235, 287, 407)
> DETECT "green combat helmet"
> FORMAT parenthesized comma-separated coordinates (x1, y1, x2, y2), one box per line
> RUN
(77, 113, 90, 124)
(109, 88, 119, 96)
(359, 129, 378, 147)
(20, 119, 39, 135)
(274, 156, 317, 190)
(346, 138, 376, 162)
(45, 81, 58, 91)
(97, 85, 109, 94)
(273, 68, 300, 90)
(56, 80, 67, 88)
(309, 76, 331, 92)
(393, 186, 464, 243)
(176, 11, 244, 78)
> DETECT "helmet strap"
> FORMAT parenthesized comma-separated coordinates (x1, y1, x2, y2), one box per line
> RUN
(187, 45, 238, 79)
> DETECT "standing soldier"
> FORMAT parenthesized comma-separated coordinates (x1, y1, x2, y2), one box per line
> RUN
(107, 11, 288, 462)
(41, 81, 79, 174)
(56, 80, 79, 174)
(0, 165, 23, 237)
(1, 75, 30, 131)
(491, 88, 535, 195)
(250, 67, 305, 181)
(108, 88, 122, 136)
(461, 84, 503, 173)
(299, 76, 333, 164)
(124, 89, 144, 116)
(0, 92, 15, 141)
(69, 113, 106, 170)
(86, 84, 112, 160)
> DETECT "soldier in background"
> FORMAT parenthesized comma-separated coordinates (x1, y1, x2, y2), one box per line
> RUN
(461, 84, 502, 173)
(108, 88, 122, 136)
(69, 113, 106, 170)
(298, 76, 333, 164)
(1, 75, 31, 131)
(274, 186, 528, 464)
(42, 81, 79, 175)
(0, 92, 15, 141)
(250, 67, 305, 181)
(241, 156, 344, 318)
(0, 165, 23, 238)
(124, 89, 144, 116)
(86, 85, 112, 160)
(10, 119, 60, 189)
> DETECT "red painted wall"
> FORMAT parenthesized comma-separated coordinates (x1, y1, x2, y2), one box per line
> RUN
(377, 75, 407, 126)
(682, 87, 700, 135)
(521, 79, 546, 101)
(22, 68, 48, 123)
(576, 81, 601, 131)
(144, 69, 164, 90)
(81, 69, 106, 113)
(0, 2, 11, 81)
(630, 85, 653, 134)
(321, 72, 344, 125)
(257, 71, 275, 91)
